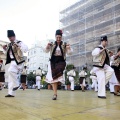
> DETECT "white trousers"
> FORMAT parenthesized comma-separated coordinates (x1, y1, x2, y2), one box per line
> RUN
(36, 76, 41, 89)
(93, 64, 114, 97)
(4, 63, 10, 82)
(109, 83, 114, 92)
(90, 76, 98, 92)
(92, 79, 98, 92)
(69, 76, 74, 90)
(109, 72, 120, 86)
(7, 61, 23, 95)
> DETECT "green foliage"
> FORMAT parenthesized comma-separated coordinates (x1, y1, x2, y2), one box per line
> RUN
(66, 64, 74, 71)
(27, 72, 36, 83)
(41, 76, 47, 85)
(65, 70, 71, 85)
(74, 71, 79, 85)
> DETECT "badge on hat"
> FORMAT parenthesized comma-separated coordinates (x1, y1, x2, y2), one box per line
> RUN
(101, 36, 107, 41)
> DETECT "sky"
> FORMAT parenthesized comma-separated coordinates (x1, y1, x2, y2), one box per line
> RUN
(0, 0, 78, 48)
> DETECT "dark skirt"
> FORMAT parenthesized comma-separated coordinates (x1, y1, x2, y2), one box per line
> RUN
(111, 66, 120, 83)
(21, 75, 27, 83)
(0, 72, 5, 82)
(51, 61, 66, 80)
(114, 69, 120, 83)
(79, 77, 85, 84)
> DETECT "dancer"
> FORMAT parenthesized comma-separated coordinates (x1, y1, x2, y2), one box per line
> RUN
(79, 67, 87, 92)
(21, 65, 27, 90)
(92, 36, 114, 99)
(45, 29, 73, 100)
(0, 60, 5, 90)
(90, 69, 98, 92)
(34, 67, 42, 91)
(110, 47, 120, 96)
(3, 30, 28, 97)
(67, 66, 76, 91)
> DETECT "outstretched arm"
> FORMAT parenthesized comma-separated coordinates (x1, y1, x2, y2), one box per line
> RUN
(15, 42, 28, 53)
(66, 44, 73, 55)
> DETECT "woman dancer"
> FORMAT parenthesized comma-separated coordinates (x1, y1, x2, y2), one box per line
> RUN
(45, 29, 73, 100)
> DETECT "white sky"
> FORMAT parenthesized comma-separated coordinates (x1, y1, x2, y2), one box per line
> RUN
(0, 0, 78, 48)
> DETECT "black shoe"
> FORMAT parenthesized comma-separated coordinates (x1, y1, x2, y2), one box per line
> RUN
(98, 96, 106, 99)
(110, 92, 114, 94)
(71, 90, 74, 91)
(5, 94, 15, 97)
(13, 86, 19, 91)
(114, 93, 120, 96)
(38, 89, 40, 91)
(52, 95, 57, 100)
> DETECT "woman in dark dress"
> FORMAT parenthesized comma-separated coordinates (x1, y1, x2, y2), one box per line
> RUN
(0, 60, 5, 90)
(21, 66, 27, 90)
(79, 67, 87, 92)
(111, 47, 120, 96)
(45, 29, 73, 100)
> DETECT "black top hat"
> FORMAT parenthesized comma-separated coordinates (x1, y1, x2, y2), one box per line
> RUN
(24, 66, 27, 69)
(73, 66, 76, 69)
(38, 67, 41, 69)
(101, 36, 107, 41)
(55, 29, 63, 36)
(7, 30, 15, 37)
(83, 66, 87, 70)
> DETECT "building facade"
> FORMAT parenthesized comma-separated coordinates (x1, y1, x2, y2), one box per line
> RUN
(27, 45, 49, 73)
(60, 0, 120, 71)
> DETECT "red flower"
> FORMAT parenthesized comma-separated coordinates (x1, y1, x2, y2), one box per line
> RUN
(60, 30, 63, 34)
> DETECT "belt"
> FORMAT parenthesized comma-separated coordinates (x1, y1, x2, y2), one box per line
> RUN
(11, 58, 15, 61)
(69, 75, 74, 77)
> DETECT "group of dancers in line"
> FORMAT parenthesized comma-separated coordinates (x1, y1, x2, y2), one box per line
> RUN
(67, 35, 120, 99)
(0, 29, 120, 100)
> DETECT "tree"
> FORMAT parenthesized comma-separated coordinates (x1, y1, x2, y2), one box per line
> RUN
(27, 72, 36, 86)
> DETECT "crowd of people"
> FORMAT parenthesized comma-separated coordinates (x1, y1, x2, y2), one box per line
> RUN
(0, 29, 120, 100)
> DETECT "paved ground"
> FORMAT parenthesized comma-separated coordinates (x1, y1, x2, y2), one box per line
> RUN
(0, 89, 120, 120)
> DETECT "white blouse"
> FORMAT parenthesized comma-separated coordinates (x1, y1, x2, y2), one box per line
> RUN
(54, 46, 62, 56)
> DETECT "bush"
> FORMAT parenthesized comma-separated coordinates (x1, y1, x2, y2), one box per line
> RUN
(27, 72, 36, 84)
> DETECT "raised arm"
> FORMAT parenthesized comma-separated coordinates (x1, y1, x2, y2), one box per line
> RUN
(14, 41, 28, 53)
(66, 44, 73, 55)
(45, 43, 52, 53)
(92, 47, 105, 57)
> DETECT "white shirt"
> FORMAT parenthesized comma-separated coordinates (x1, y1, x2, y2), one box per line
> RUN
(67, 70, 76, 77)
(54, 46, 62, 56)
(92, 44, 104, 57)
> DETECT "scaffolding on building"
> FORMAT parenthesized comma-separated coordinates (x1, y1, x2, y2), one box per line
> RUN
(60, 0, 120, 71)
